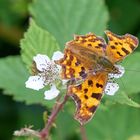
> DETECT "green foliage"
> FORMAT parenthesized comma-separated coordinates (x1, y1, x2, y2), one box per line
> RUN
(29, 0, 109, 47)
(0, 56, 54, 107)
(0, 0, 28, 26)
(85, 105, 140, 140)
(106, 0, 140, 34)
(21, 19, 60, 72)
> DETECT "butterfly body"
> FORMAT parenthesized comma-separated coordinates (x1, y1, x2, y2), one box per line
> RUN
(66, 41, 120, 77)
(57, 31, 138, 124)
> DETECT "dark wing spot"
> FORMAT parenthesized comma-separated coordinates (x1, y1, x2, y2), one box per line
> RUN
(81, 67, 85, 70)
(77, 84, 82, 90)
(66, 60, 71, 66)
(88, 43, 92, 47)
(95, 46, 101, 48)
(84, 95, 88, 99)
(79, 71, 87, 79)
(91, 93, 102, 100)
(79, 67, 87, 78)
(130, 45, 135, 50)
(110, 45, 116, 49)
(69, 68, 75, 77)
(88, 39, 94, 42)
(98, 43, 103, 47)
(119, 42, 122, 45)
(75, 61, 80, 66)
(96, 83, 103, 88)
(88, 80, 93, 86)
(121, 48, 129, 55)
(69, 55, 74, 61)
(88, 106, 97, 113)
(117, 51, 123, 57)
(84, 88, 88, 93)
(115, 42, 118, 45)
(81, 39, 87, 43)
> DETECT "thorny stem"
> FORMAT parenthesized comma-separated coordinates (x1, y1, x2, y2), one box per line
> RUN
(80, 125, 88, 140)
(39, 93, 69, 140)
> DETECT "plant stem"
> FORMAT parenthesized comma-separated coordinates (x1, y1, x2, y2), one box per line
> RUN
(39, 93, 69, 140)
(80, 124, 88, 140)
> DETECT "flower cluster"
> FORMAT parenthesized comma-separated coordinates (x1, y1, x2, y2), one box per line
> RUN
(25, 51, 64, 100)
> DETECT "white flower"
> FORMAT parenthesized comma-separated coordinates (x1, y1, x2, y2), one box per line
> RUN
(52, 51, 64, 61)
(105, 65, 125, 96)
(104, 82, 119, 96)
(109, 65, 125, 79)
(25, 51, 64, 100)
(25, 76, 45, 91)
(44, 84, 60, 100)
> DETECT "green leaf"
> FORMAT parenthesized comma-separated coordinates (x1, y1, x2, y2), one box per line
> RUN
(106, 92, 140, 108)
(106, 0, 140, 34)
(85, 105, 140, 140)
(29, 0, 109, 48)
(128, 135, 140, 140)
(21, 19, 60, 71)
(0, 56, 54, 107)
(51, 110, 79, 140)
(119, 52, 140, 94)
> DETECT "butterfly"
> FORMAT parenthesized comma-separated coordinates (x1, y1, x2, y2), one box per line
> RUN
(56, 31, 139, 125)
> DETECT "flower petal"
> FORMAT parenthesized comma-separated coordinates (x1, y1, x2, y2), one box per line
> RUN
(109, 65, 125, 79)
(104, 82, 119, 96)
(52, 51, 64, 61)
(44, 84, 60, 100)
(33, 54, 50, 71)
(25, 76, 45, 90)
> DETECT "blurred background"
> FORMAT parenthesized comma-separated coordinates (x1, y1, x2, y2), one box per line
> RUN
(0, 0, 140, 140)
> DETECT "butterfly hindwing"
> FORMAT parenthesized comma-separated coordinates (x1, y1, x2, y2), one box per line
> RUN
(68, 73, 108, 124)
(105, 30, 139, 63)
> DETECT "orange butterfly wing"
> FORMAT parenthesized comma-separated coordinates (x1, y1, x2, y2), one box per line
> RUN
(56, 31, 139, 124)
(56, 33, 107, 79)
(105, 30, 139, 63)
(66, 33, 106, 56)
(68, 73, 108, 124)
(56, 49, 88, 79)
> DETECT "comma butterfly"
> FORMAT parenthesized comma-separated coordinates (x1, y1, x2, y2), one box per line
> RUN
(56, 31, 139, 125)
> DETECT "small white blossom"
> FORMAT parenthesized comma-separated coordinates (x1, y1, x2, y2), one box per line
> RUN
(25, 51, 63, 100)
(25, 76, 45, 91)
(109, 65, 125, 79)
(44, 84, 60, 100)
(52, 51, 64, 61)
(33, 54, 50, 71)
(105, 82, 119, 95)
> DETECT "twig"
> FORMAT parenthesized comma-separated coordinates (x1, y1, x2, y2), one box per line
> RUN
(14, 126, 40, 138)
(39, 93, 69, 140)
(80, 124, 88, 140)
